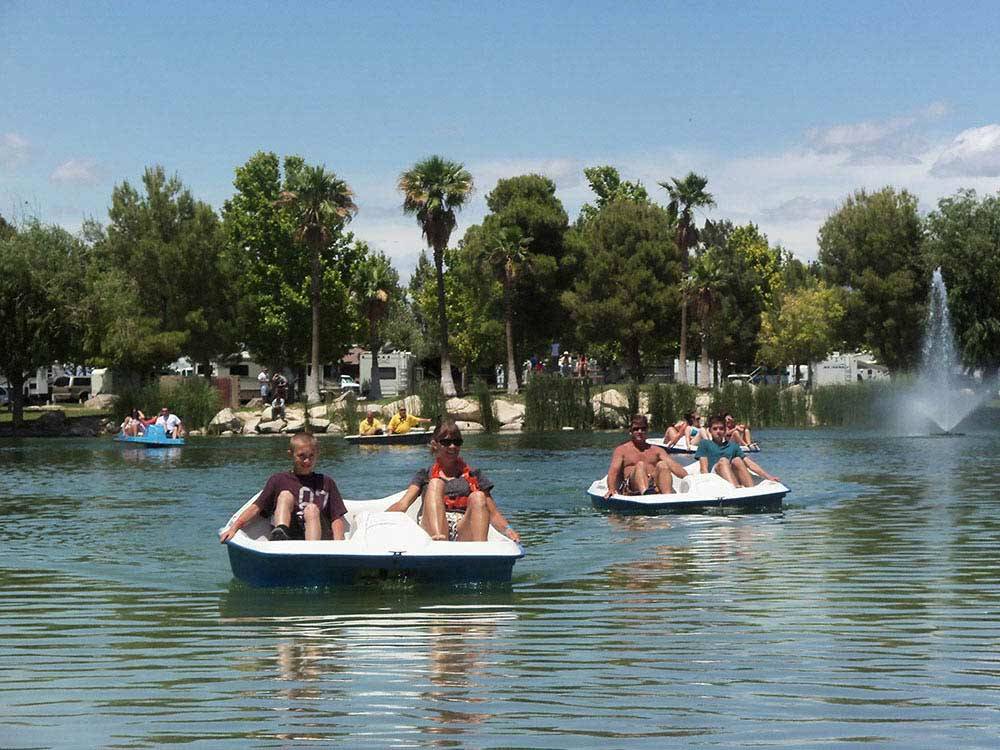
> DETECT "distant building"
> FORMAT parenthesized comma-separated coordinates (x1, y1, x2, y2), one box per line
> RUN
(360, 350, 418, 397)
(812, 352, 890, 387)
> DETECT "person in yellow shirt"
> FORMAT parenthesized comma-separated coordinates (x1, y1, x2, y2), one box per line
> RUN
(358, 409, 384, 436)
(388, 405, 432, 434)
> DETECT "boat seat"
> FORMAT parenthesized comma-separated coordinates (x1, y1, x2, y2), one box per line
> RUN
(349, 511, 432, 550)
(676, 472, 735, 495)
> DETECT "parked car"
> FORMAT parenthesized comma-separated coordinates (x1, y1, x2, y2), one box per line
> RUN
(340, 375, 362, 393)
(0, 386, 9, 406)
(50, 375, 92, 403)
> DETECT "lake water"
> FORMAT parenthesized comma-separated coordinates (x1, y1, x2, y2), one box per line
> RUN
(2, 426, 1000, 749)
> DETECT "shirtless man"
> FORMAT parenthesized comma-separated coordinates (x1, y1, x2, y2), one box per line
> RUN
(605, 415, 688, 498)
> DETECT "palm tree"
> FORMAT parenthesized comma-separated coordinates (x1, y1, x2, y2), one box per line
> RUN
(399, 156, 473, 397)
(488, 228, 532, 395)
(277, 164, 357, 403)
(682, 251, 726, 389)
(354, 252, 395, 400)
(659, 172, 715, 384)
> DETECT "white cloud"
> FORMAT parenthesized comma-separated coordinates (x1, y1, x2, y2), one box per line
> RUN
(804, 103, 948, 166)
(50, 158, 102, 185)
(0, 133, 30, 168)
(760, 196, 839, 222)
(930, 124, 1000, 177)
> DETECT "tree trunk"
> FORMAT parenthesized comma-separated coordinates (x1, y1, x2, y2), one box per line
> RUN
(306, 245, 322, 404)
(678, 301, 689, 384)
(368, 322, 382, 401)
(200, 360, 213, 381)
(434, 245, 457, 397)
(698, 335, 711, 389)
(9, 372, 25, 434)
(504, 278, 518, 395)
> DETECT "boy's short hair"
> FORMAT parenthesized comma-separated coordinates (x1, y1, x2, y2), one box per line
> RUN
(290, 432, 317, 449)
(708, 414, 725, 428)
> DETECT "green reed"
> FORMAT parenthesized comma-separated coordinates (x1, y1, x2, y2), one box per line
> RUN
(417, 380, 448, 426)
(524, 374, 593, 431)
(473, 379, 499, 433)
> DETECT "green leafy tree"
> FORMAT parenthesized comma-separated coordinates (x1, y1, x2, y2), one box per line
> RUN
(223, 152, 362, 384)
(561, 200, 682, 380)
(578, 165, 650, 223)
(276, 163, 358, 403)
(758, 282, 846, 383)
(87, 165, 237, 377)
(659, 172, 715, 382)
(0, 223, 88, 428)
(399, 156, 473, 397)
(817, 187, 927, 371)
(924, 189, 1000, 376)
(353, 250, 398, 399)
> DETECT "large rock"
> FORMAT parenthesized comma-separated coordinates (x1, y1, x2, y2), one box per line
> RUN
(455, 420, 483, 433)
(309, 418, 331, 432)
(494, 399, 525, 425)
(261, 405, 273, 421)
(308, 405, 329, 420)
(284, 418, 306, 433)
(244, 397, 264, 409)
(209, 408, 241, 434)
(285, 407, 306, 423)
(258, 419, 286, 434)
(241, 416, 262, 434)
(84, 394, 115, 410)
(499, 421, 523, 432)
(592, 388, 628, 410)
(446, 397, 477, 417)
(386, 395, 422, 416)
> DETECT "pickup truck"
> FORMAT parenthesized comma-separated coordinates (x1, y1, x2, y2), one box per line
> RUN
(339, 375, 362, 393)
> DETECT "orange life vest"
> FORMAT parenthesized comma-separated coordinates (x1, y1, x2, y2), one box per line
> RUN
(430, 460, 480, 511)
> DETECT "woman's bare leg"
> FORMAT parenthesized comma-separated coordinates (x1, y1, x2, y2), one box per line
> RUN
(455, 492, 490, 541)
(420, 478, 449, 540)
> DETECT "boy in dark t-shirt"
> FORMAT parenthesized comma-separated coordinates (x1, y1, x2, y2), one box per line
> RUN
(219, 433, 347, 543)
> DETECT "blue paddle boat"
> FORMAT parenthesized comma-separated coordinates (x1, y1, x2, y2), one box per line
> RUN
(113, 423, 186, 447)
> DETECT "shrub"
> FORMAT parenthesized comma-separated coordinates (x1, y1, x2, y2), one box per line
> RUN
(473, 379, 499, 433)
(418, 380, 448, 426)
(113, 377, 220, 431)
(524, 374, 593, 431)
(339, 391, 360, 435)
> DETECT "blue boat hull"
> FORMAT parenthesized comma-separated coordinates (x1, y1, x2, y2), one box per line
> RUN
(226, 543, 518, 587)
(113, 423, 185, 446)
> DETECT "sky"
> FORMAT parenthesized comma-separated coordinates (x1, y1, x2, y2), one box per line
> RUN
(3, 1, 1000, 277)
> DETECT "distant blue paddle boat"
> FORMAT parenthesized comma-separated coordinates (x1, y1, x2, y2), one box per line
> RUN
(113, 423, 186, 447)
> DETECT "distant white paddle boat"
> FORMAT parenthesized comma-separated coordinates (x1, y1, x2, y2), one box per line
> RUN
(588, 462, 787, 514)
(220, 491, 524, 587)
(647, 436, 760, 454)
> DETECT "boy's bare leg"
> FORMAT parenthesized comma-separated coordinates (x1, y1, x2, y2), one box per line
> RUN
(713, 458, 740, 487)
(731, 457, 755, 487)
(273, 490, 295, 528)
(302, 502, 322, 541)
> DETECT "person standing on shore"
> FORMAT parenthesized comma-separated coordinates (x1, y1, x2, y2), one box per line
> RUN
(258, 368, 271, 403)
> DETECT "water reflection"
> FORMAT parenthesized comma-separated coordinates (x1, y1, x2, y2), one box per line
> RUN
(118, 446, 183, 465)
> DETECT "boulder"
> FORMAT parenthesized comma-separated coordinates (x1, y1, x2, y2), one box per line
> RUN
(592, 388, 628, 410)
(386, 395, 422, 416)
(446, 397, 477, 417)
(261, 405, 273, 421)
(258, 419, 286, 434)
(309, 418, 331, 432)
(284, 418, 306, 433)
(209, 408, 241, 434)
(455, 420, 483, 433)
(308, 405, 329, 420)
(245, 397, 264, 409)
(285, 407, 306, 422)
(494, 399, 525, 424)
(241, 416, 262, 434)
(84, 394, 115, 410)
(499, 421, 523, 432)
(221, 430, 233, 437)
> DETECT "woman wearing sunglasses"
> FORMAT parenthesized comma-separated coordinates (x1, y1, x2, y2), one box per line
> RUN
(387, 420, 520, 543)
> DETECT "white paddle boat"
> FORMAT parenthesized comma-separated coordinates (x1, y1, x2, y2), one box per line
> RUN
(220, 491, 524, 587)
(588, 462, 787, 514)
(647, 436, 760, 454)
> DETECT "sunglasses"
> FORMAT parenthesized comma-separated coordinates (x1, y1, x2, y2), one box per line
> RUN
(437, 437, 463, 447)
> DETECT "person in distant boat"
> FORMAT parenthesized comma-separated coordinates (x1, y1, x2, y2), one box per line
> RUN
(605, 415, 688, 498)
(387, 404, 431, 434)
(358, 408, 384, 436)
(723, 413, 755, 448)
(154, 406, 185, 439)
(696, 414, 778, 488)
(120, 409, 145, 436)
(219, 432, 347, 543)
(664, 410, 705, 449)
(387, 420, 519, 543)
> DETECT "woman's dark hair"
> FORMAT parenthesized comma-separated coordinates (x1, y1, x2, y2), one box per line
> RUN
(430, 420, 462, 451)
(684, 410, 699, 424)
